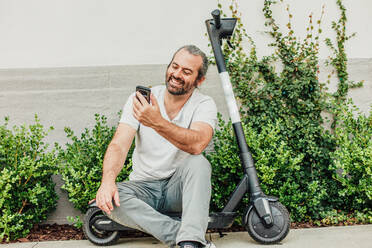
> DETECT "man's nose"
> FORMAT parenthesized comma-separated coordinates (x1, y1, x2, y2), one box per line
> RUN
(173, 68, 182, 78)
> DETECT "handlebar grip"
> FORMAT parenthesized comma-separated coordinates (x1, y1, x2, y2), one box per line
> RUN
(212, 9, 221, 29)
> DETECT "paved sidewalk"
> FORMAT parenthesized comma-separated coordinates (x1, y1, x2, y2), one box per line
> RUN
(2, 225, 371, 248)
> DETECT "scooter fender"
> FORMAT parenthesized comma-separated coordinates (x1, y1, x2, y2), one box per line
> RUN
(88, 200, 98, 207)
(243, 196, 278, 227)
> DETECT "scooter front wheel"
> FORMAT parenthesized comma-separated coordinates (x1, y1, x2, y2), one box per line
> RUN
(244, 201, 290, 244)
(83, 207, 120, 246)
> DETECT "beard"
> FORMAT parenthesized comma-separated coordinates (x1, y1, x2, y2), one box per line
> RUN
(165, 74, 197, 96)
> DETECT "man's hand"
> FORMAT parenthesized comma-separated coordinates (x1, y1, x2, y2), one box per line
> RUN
(133, 92, 164, 128)
(95, 182, 120, 215)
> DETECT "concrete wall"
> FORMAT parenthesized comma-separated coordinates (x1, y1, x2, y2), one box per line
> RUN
(1, 0, 372, 69)
(1, 60, 371, 223)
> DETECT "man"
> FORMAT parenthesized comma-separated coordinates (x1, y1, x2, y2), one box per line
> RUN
(95, 45, 217, 248)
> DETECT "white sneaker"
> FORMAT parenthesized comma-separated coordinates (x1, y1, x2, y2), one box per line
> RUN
(204, 241, 216, 248)
(178, 241, 216, 248)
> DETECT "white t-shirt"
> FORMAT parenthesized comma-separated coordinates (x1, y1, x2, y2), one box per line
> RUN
(119, 85, 217, 181)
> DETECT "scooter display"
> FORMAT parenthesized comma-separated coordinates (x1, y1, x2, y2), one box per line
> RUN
(83, 9, 290, 246)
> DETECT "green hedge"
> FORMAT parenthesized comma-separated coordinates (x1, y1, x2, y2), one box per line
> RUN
(0, 116, 58, 241)
(57, 113, 134, 213)
(330, 101, 372, 211)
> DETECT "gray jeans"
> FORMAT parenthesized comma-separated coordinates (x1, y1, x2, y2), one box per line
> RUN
(107, 154, 212, 247)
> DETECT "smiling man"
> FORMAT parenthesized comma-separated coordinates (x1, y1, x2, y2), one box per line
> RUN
(95, 45, 217, 248)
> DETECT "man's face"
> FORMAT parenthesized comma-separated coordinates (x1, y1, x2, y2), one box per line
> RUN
(165, 49, 204, 96)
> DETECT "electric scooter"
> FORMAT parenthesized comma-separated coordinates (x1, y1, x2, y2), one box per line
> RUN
(83, 9, 290, 246)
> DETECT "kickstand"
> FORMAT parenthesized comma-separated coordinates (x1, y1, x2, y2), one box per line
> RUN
(218, 230, 226, 238)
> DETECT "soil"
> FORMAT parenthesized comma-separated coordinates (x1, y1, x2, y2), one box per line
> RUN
(1, 222, 362, 244)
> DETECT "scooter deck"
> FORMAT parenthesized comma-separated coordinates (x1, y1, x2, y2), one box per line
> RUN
(92, 210, 237, 231)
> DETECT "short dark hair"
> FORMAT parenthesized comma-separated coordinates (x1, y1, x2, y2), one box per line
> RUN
(168, 45, 209, 81)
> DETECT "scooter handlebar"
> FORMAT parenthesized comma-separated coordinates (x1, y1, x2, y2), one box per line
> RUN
(212, 9, 221, 29)
(205, 9, 237, 73)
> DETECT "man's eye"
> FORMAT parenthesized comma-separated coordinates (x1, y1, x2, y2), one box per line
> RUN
(184, 71, 191, 75)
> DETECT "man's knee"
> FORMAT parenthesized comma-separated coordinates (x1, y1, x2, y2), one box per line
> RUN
(182, 155, 212, 179)
(116, 181, 139, 204)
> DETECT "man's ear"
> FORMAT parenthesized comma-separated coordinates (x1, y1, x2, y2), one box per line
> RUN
(196, 76, 206, 87)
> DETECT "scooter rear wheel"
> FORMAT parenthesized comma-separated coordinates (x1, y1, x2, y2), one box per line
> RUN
(244, 201, 290, 244)
(83, 207, 120, 246)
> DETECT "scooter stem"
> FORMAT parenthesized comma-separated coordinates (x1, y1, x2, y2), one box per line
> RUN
(206, 9, 275, 227)
(205, 10, 262, 195)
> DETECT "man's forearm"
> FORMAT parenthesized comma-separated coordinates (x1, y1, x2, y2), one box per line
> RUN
(101, 143, 128, 184)
(101, 123, 136, 184)
(152, 118, 205, 154)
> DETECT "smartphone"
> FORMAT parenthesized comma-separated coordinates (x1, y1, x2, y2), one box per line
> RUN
(136, 86, 151, 103)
